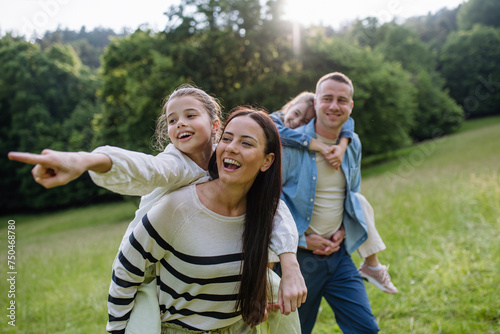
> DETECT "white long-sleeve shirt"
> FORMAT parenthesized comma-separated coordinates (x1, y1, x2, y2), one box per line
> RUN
(89, 144, 298, 259)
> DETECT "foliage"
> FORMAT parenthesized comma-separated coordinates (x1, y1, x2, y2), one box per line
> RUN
(344, 20, 465, 143)
(0, 36, 107, 212)
(410, 71, 464, 141)
(164, 0, 267, 34)
(3, 0, 497, 211)
(95, 1, 304, 153)
(373, 25, 465, 139)
(374, 23, 436, 74)
(440, 25, 500, 117)
(457, 0, 500, 30)
(342, 17, 387, 50)
(96, 11, 427, 157)
(36, 26, 126, 68)
(403, 7, 459, 52)
(160, 0, 298, 113)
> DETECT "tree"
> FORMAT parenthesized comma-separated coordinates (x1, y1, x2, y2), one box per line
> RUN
(404, 7, 459, 53)
(36, 27, 125, 68)
(343, 22, 465, 141)
(343, 17, 386, 50)
(164, 0, 264, 33)
(457, 0, 500, 30)
(0, 36, 104, 212)
(440, 25, 500, 117)
(96, 0, 427, 157)
(97, 0, 299, 139)
(374, 24, 436, 73)
(411, 71, 464, 141)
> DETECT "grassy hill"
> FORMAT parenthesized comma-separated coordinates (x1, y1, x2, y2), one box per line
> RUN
(1, 116, 499, 333)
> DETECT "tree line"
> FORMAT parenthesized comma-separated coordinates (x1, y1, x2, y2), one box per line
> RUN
(1, 0, 499, 213)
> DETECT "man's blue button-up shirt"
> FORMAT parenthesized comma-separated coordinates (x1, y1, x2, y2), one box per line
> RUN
(280, 119, 368, 254)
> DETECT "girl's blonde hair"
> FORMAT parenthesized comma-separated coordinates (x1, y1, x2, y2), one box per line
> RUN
(153, 84, 222, 151)
(279, 91, 315, 116)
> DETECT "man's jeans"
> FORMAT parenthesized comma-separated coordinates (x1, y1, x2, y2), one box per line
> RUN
(279, 242, 379, 334)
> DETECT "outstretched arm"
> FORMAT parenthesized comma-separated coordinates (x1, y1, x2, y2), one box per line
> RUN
(87, 146, 211, 197)
(9, 145, 211, 197)
(8, 149, 111, 188)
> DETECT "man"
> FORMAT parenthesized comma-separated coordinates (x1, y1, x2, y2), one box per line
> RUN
(279, 72, 379, 333)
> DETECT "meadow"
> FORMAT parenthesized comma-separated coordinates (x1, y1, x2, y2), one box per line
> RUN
(1, 116, 499, 333)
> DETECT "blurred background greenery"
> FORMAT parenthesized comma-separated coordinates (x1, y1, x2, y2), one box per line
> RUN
(2, 0, 499, 213)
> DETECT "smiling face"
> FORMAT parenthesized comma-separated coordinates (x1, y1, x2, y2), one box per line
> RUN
(166, 95, 217, 159)
(216, 115, 275, 188)
(314, 79, 353, 139)
(283, 102, 316, 129)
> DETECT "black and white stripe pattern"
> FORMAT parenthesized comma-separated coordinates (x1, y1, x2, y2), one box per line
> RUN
(107, 186, 246, 333)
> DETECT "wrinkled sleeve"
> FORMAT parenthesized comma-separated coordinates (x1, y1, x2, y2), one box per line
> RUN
(269, 200, 298, 262)
(270, 112, 311, 149)
(89, 145, 208, 197)
(350, 136, 362, 193)
(339, 117, 355, 143)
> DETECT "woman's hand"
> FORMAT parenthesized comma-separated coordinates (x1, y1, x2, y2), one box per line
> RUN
(277, 253, 307, 315)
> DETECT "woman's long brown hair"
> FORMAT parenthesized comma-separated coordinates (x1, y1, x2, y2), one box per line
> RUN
(211, 107, 283, 327)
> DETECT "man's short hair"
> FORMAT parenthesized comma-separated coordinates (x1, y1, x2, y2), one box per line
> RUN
(316, 72, 354, 99)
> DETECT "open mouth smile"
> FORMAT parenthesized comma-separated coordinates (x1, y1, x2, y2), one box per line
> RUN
(177, 132, 194, 141)
(326, 112, 341, 120)
(223, 158, 241, 170)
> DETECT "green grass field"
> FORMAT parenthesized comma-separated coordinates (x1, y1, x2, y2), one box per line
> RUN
(1, 116, 500, 333)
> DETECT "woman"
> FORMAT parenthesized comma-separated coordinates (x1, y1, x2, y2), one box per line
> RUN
(108, 107, 300, 333)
